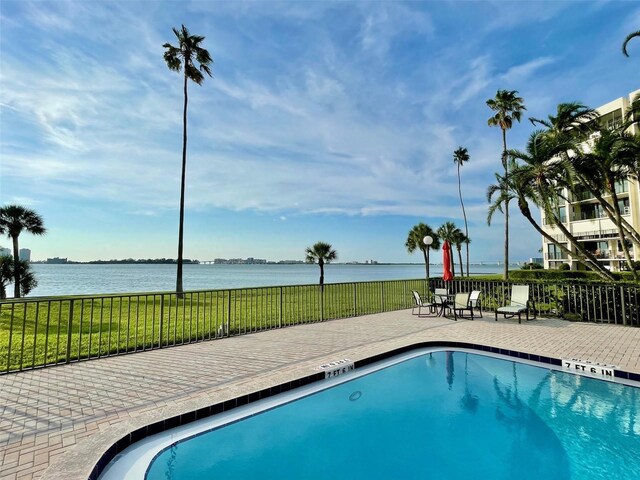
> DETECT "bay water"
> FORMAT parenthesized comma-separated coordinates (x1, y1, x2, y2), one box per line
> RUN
(24, 263, 506, 298)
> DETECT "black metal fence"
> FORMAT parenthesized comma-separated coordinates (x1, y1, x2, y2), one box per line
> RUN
(0, 279, 427, 374)
(1, 277, 638, 374)
(431, 278, 640, 326)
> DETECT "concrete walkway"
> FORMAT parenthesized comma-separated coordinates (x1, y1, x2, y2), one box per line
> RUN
(1, 310, 639, 480)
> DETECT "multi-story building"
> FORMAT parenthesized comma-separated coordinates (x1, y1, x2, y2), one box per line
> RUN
(19, 248, 31, 262)
(0, 247, 10, 257)
(541, 89, 640, 271)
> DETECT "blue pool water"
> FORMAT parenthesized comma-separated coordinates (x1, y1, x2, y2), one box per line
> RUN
(139, 351, 639, 479)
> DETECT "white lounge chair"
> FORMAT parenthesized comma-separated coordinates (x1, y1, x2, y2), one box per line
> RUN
(495, 285, 532, 323)
(411, 290, 435, 316)
(469, 290, 483, 318)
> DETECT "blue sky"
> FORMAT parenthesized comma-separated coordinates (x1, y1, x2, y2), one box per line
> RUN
(1, 1, 639, 263)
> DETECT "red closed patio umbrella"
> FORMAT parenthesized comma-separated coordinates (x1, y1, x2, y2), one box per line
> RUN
(442, 240, 453, 282)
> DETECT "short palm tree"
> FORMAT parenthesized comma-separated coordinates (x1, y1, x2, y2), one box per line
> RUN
(437, 222, 462, 277)
(452, 230, 469, 277)
(0, 205, 46, 298)
(163, 25, 213, 296)
(305, 242, 337, 289)
(0, 256, 37, 299)
(453, 147, 470, 276)
(405, 223, 441, 281)
(487, 90, 526, 279)
(622, 30, 640, 57)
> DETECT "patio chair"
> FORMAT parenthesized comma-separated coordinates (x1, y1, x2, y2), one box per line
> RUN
(451, 292, 472, 321)
(495, 285, 532, 324)
(411, 290, 436, 316)
(469, 290, 483, 318)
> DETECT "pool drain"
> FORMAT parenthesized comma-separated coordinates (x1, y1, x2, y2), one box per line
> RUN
(349, 391, 362, 401)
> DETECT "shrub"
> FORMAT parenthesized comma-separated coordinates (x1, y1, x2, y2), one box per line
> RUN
(557, 263, 570, 271)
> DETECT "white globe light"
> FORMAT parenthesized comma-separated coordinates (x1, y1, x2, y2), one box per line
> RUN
(423, 235, 433, 246)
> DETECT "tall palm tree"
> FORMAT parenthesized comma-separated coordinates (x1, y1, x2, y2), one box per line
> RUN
(0, 205, 46, 298)
(453, 147, 470, 276)
(437, 222, 462, 277)
(305, 242, 337, 289)
(163, 25, 213, 296)
(487, 90, 526, 279)
(405, 223, 441, 281)
(622, 30, 640, 57)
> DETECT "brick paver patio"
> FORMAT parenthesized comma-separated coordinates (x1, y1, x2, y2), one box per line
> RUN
(1, 310, 639, 480)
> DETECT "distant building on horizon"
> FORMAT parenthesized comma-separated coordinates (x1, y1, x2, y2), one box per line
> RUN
(46, 257, 68, 264)
(540, 89, 640, 272)
(0, 246, 10, 257)
(19, 248, 31, 262)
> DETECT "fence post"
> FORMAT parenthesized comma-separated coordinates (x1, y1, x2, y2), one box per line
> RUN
(65, 300, 74, 364)
(353, 283, 357, 317)
(159, 294, 164, 347)
(620, 286, 627, 326)
(380, 282, 384, 312)
(227, 291, 232, 336)
(279, 287, 283, 328)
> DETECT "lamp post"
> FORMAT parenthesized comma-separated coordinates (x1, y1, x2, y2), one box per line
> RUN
(423, 235, 433, 293)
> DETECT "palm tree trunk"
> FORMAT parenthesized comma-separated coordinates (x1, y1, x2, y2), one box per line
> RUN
(450, 250, 456, 278)
(12, 235, 20, 298)
(457, 247, 464, 277)
(457, 163, 470, 277)
(502, 130, 509, 280)
(319, 260, 324, 288)
(176, 72, 189, 296)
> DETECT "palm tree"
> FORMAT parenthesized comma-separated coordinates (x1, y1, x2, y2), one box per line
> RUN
(452, 230, 469, 277)
(0, 256, 37, 299)
(305, 242, 337, 289)
(530, 102, 598, 144)
(453, 146, 470, 276)
(487, 90, 526, 279)
(572, 129, 640, 278)
(506, 133, 615, 280)
(437, 222, 462, 277)
(0, 205, 46, 298)
(622, 30, 640, 57)
(405, 222, 441, 281)
(163, 25, 213, 296)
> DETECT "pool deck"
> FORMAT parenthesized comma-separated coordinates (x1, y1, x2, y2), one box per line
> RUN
(1, 309, 639, 480)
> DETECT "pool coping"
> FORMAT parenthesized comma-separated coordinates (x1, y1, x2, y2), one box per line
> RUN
(86, 340, 640, 480)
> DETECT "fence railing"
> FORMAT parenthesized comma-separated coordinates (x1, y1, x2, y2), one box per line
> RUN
(0, 279, 428, 374)
(431, 278, 640, 327)
(1, 278, 638, 374)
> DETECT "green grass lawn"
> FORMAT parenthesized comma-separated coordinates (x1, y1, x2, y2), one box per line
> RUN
(0, 279, 426, 372)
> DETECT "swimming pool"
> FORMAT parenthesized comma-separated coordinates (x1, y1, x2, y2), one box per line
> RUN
(100, 349, 640, 479)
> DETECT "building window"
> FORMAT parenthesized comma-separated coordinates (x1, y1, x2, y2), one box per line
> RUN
(614, 179, 628, 194)
(547, 243, 567, 260)
(558, 206, 566, 223)
(600, 109, 623, 130)
(618, 197, 630, 215)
